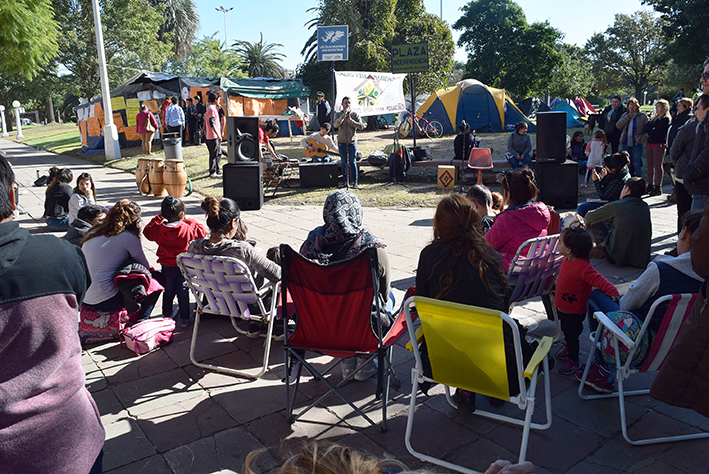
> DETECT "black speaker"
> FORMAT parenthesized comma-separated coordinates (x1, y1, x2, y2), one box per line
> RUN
(531, 160, 578, 210)
(300, 162, 339, 188)
(536, 111, 567, 163)
(223, 163, 263, 210)
(227, 116, 260, 164)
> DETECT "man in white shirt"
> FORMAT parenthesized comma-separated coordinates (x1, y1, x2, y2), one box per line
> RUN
(300, 123, 338, 162)
(165, 97, 185, 141)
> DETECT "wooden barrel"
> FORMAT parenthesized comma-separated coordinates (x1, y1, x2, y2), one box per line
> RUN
(163, 159, 187, 197)
(148, 158, 166, 197)
(136, 157, 151, 194)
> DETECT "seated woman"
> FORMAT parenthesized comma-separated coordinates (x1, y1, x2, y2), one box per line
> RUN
(567, 131, 587, 173)
(485, 169, 551, 271)
(577, 151, 631, 217)
(506, 122, 532, 171)
(44, 167, 73, 231)
(82, 199, 160, 319)
(453, 120, 474, 162)
(188, 196, 281, 338)
(416, 194, 534, 410)
(300, 189, 391, 381)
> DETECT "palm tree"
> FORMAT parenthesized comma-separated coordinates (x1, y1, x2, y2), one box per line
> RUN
(232, 33, 286, 78)
(150, 0, 199, 60)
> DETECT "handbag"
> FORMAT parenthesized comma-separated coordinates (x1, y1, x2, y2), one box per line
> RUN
(145, 113, 156, 133)
(121, 317, 175, 355)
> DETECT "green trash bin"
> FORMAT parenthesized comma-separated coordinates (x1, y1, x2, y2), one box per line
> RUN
(162, 134, 182, 161)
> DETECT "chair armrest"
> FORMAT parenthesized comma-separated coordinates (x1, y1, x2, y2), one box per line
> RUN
(523, 336, 553, 379)
(405, 327, 424, 352)
(594, 311, 635, 349)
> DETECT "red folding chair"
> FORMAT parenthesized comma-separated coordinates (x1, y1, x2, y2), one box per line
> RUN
(466, 148, 493, 185)
(280, 244, 402, 431)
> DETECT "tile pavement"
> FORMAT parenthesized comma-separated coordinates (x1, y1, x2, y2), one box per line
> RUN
(2, 138, 707, 473)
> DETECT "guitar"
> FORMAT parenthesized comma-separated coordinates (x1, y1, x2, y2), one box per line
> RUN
(303, 138, 340, 159)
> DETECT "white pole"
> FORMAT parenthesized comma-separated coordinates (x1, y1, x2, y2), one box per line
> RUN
(12, 101, 23, 139)
(91, 0, 121, 160)
(0, 106, 7, 137)
(440, 0, 443, 20)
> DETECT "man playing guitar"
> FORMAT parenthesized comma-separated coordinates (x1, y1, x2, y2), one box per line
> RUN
(301, 123, 339, 162)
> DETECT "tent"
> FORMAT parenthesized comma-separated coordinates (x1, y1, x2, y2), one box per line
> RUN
(417, 79, 536, 134)
(76, 72, 310, 153)
(548, 98, 585, 127)
(517, 97, 550, 119)
(573, 98, 597, 117)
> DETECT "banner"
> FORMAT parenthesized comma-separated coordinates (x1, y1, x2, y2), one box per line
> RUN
(334, 71, 407, 117)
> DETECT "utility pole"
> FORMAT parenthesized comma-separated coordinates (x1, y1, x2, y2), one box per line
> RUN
(216, 6, 233, 46)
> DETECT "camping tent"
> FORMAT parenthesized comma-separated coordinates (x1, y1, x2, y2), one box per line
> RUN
(417, 79, 536, 134)
(548, 98, 585, 127)
(517, 97, 550, 119)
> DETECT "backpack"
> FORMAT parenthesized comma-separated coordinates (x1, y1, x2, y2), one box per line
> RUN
(601, 310, 650, 368)
(79, 305, 128, 344)
(388, 137, 412, 183)
(121, 317, 175, 355)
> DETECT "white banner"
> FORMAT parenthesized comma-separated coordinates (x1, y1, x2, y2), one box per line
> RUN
(334, 71, 407, 117)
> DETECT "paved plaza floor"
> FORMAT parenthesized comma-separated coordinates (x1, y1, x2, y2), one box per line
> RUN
(2, 138, 708, 473)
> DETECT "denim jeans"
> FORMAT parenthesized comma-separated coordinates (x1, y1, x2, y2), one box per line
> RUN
(509, 154, 531, 171)
(691, 194, 709, 212)
(577, 201, 605, 218)
(162, 264, 190, 320)
(586, 289, 621, 331)
(623, 143, 644, 177)
(338, 143, 358, 185)
(46, 216, 69, 231)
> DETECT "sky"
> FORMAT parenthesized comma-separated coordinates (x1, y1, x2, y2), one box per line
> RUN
(195, 0, 648, 71)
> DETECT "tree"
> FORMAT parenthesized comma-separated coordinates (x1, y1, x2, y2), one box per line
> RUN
(453, 0, 562, 98)
(585, 10, 667, 99)
(233, 33, 286, 78)
(150, 0, 199, 60)
(165, 33, 246, 78)
(542, 44, 594, 99)
(0, 0, 59, 78)
(642, 0, 709, 67)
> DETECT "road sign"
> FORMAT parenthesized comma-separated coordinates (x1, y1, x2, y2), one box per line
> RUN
(391, 43, 429, 74)
(317, 25, 348, 61)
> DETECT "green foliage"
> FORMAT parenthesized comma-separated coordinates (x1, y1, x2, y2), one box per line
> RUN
(165, 33, 246, 78)
(585, 10, 667, 99)
(542, 44, 594, 98)
(453, 0, 562, 98)
(0, 0, 59, 78)
(642, 0, 709, 67)
(150, 0, 199, 60)
(53, 0, 174, 99)
(232, 33, 286, 78)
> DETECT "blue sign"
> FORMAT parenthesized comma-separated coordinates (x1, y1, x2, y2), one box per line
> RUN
(317, 25, 348, 61)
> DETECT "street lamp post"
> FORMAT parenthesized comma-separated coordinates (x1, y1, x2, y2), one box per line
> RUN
(216, 6, 233, 46)
(0, 105, 7, 138)
(12, 101, 23, 139)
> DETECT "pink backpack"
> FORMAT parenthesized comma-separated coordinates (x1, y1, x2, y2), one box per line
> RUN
(79, 305, 128, 344)
(121, 317, 175, 355)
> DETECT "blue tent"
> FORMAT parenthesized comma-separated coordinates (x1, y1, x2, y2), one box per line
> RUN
(549, 99, 585, 127)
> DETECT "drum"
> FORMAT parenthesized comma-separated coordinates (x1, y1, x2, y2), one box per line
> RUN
(136, 157, 151, 195)
(148, 158, 166, 196)
(163, 159, 187, 197)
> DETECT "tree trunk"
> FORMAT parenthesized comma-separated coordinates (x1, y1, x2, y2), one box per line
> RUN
(46, 96, 55, 123)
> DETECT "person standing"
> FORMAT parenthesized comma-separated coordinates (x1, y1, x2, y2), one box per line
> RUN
(670, 112, 697, 233)
(316, 91, 331, 127)
(136, 104, 159, 155)
(599, 95, 625, 154)
(616, 97, 648, 177)
(644, 100, 672, 196)
(165, 96, 185, 141)
(333, 97, 365, 189)
(685, 94, 709, 212)
(0, 157, 105, 474)
(192, 95, 206, 145)
(205, 91, 223, 178)
(185, 98, 196, 146)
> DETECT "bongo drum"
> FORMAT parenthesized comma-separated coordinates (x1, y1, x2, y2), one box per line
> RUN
(163, 159, 187, 197)
(136, 157, 151, 195)
(148, 158, 166, 196)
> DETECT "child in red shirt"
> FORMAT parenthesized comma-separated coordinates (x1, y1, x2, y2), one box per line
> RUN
(554, 227, 619, 375)
(144, 196, 207, 327)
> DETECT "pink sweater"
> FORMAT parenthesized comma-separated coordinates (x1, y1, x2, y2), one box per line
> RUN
(485, 202, 551, 271)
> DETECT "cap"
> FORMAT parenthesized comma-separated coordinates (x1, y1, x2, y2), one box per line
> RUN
(316, 91, 324, 97)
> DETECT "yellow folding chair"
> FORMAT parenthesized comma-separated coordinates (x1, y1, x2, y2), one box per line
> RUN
(404, 296, 553, 473)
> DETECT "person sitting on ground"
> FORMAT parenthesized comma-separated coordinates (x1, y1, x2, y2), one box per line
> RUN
(584, 177, 651, 268)
(68, 172, 97, 224)
(44, 167, 73, 231)
(506, 122, 532, 170)
(567, 131, 587, 173)
(466, 184, 495, 234)
(454, 120, 475, 162)
(417, 194, 534, 411)
(62, 203, 106, 246)
(188, 196, 281, 338)
(300, 122, 337, 162)
(485, 169, 551, 271)
(300, 189, 391, 381)
(144, 195, 207, 327)
(577, 152, 631, 217)
(554, 227, 619, 376)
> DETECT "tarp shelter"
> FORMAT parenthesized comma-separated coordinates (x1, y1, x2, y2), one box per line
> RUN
(76, 72, 310, 153)
(517, 98, 550, 120)
(417, 79, 536, 134)
(573, 98, 597, 117)
(548, 99, 585, 127)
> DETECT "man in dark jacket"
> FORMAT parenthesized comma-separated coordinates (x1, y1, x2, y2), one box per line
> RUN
(598, 95, 625, 153)
(62, 204, 106, 246)
(685, 94, 709, 212)
(316, 91, 332, 128)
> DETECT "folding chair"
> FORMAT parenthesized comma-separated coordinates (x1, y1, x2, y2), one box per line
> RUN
(176, 253, 280, 379)
(466, 148, 493, 185)
(507, 235, 564, 340)
(578, 293, 709, 445)
(262, 148, 295, 196)
(404, 296, 553, 472)
(280, 244, 400, 431)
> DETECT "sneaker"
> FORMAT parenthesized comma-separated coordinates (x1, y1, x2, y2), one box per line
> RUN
(576, 362, 613, 393)
(649, 185, 661, 196)
(452, 389, 476, 413)
(271, 323, 285, 342)
(555, 344, 569, 360)
(559, 359, 580, 375)
(284, 358, 301, 384)
(247, 321, 267, 338)
(351, 183, 360, 189)
(180, 317, 194, 329)
(341, 357, 357, 379)
(210, 172, 219, 178)
(354, 358, 378, 381)
(667, 190, 677, 203)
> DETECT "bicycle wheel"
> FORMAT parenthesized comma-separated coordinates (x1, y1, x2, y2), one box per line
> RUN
(396, 118, 412, 138)
(426, 120, 444, 139)
(378, 115, 389, 129)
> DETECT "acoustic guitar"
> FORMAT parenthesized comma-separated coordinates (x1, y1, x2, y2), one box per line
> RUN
(303, 138, 340, 159)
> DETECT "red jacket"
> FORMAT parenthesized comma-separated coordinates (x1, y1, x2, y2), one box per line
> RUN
(554, 257, 618, 314)
(143, 215, 207, 267)
(485, 202, 551, 271)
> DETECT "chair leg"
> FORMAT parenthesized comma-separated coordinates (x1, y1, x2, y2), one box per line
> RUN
(476, 169, 483, 185)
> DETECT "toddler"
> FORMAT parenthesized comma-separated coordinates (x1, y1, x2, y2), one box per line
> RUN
(554, 227, 619, 375)
(584, 129, 607, 186)
(144, 196, 207, 327)
(68, 172, 97, 224)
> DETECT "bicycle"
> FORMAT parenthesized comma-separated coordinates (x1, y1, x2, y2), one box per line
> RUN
(395, 111, 443, 139)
